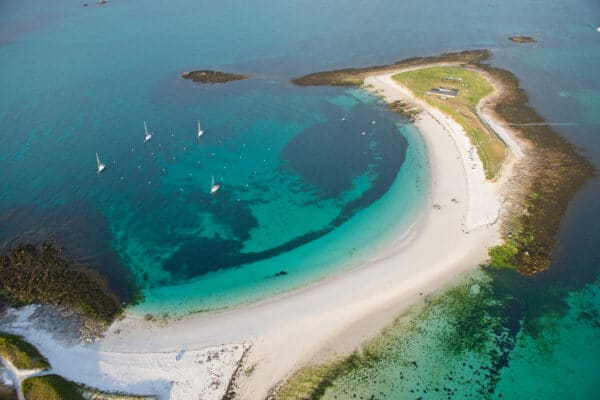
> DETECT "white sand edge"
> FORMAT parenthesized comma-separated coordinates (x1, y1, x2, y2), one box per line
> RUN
(0, 66, 523, 400)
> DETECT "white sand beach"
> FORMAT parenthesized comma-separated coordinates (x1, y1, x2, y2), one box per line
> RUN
(1, 66, 522, 399)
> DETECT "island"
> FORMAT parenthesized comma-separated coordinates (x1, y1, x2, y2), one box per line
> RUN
(0, 50, 592, 400)
(272, 50, 592, 398)
(181, 70, 250, 84)
(508, 35, 536, 43)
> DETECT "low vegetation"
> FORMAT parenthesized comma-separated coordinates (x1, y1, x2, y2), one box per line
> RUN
(0, 332, 49, 370)
(392, 66, 506, 179)
(0, 243, 121, 322)
(21, 375, 83, 400)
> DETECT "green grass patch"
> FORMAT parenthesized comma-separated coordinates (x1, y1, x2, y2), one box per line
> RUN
(22, 375, 83, 400)
(0, 332, 49, 370)
(393, 66, 506, 179)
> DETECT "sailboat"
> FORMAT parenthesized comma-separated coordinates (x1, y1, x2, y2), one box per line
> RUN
(96, 153, 105, 174)
(144, 121, 153, 143)
(197, 120, 205, 140)
(210, 176, 220, 195)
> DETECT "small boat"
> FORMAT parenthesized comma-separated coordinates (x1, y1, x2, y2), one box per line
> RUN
(197, 120, 205, 139)
(96, 153, 105, 173)
(144, 121, 153, 143)
(210, 176, 220, 195)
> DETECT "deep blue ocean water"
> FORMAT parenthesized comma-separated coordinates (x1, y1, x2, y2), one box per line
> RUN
(1, 0, 599, 397)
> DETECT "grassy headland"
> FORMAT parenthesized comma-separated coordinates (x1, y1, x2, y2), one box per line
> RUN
(392, 66, 505, 179)
(0, 332, 49, 370)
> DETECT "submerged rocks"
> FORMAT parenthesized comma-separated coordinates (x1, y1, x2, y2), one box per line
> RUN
(181, 70, 250, 84)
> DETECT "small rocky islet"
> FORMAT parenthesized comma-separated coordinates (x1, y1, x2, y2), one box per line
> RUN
(181, 70, 250, 84)
(508, 36, 536, 43)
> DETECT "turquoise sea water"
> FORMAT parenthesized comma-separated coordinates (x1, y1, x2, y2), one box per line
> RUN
(1, 0, 599, 397)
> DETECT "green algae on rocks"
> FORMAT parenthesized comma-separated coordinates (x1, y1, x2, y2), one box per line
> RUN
(0, 243, 123, 322)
